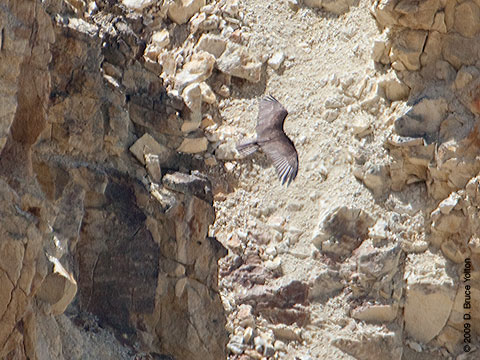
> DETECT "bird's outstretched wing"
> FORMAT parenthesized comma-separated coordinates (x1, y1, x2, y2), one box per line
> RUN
(256, 95, 288, 139)
(260, 135, 299, 186)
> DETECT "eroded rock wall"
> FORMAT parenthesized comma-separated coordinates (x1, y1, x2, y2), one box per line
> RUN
(0, 0, 228, 359)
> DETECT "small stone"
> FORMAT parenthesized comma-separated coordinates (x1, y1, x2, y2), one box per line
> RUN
(225, 162, 235, 172)
(351, 115, 372, 137)
(263, 342, 275, 357)
(244, 349, 263, 360)
(267, 51, 285, 70)
(254, 336, 266, 353)
(274, 340, 286, 352)
(167, 0, 206, 24)
(325, 96, 344, 109)
(369, 219, 388, 240)
(204, 155, 217, 166)
(144, 29, 170, 60)
(144, 153, 162, 183)
(195, 33, 227, 59)
(216, 142, 237, 160)
(129, 133, 171, 166)
(265, 246, 277, 257)
(177, 137, 208, 153)
(454, 1, 480, 38)
(176, 51, 216, 92)
(227, 334, 246, 355)
(182, 83, 202, 131)
(217, 84, 231, 97)
(217, 43, 262, 83)
(122, 0, 155, 11)
(324, 109, 339, 122)
(199, 82, 216, 104)
(243, 327, 254, 343)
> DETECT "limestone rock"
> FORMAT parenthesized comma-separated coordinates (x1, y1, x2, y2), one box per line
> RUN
(199, 82, 217, 104)
(394, 97, 448, 138)
(454, 1, 480, 38)
(182, 83, 203, 132)
(177, 136, 208, 153)
(378, 72, 410, 101)
(308, 268, 344, 299)
(404, 252, 456, 343)
(304, 0, 355, 14)
(351, 304, 398, 323)
(144, 29, 170, 61)
(122, 0, 155, 11)
(36, 256, 77, 316)
(129, 133, 172, 166)
(217, 43, 262, 83)
(332, 327, 403, 360)
(167, 0, 206, 25)
(312, 207, 374, 259)
(396, 0, 440, 30)
(176, 51, 216, 91)
(163, 171, 213, 204)
(267, 51, 285, 70)
(442, 34, 477, 69)
(389, 30, 427, 71)
(195, 33, 227, 59)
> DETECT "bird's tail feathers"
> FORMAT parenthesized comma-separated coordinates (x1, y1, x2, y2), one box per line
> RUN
(236, 140, 259, 157)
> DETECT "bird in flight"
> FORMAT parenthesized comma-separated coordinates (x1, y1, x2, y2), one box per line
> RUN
(236, 95, 299, 186)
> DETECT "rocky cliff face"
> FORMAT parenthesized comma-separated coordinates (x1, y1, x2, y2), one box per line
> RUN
(0, 1, 228, 359)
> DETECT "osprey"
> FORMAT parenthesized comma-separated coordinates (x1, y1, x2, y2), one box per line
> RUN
(236, 95, 299, 186)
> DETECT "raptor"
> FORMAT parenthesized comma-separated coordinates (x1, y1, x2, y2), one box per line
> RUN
(236, 95, 299, 186)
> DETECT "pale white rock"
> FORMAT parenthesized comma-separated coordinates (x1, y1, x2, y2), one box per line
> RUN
(181, 83, 202, 132)
(143, 30, 169, 62)
(264, 258, 282, 273)
(369, 219, 388, 240)
(199, 82, 216, 104)
(274, 340, 286, 352)
(304, 0, 353, 14)
(351, 304, 398, 323)
(267, 51, 285, 70)
(167, 0, 206, 24)
(227, 334, 246, 355)
(175, 51, 216, 91)
(432, 11, 447, 33)
(122, 0, 155, 11)
(243, 327, 254, 344)
(224, 162, 236, 172)
(216, 142, 237, 159)
(195, 33, 227, 59)
(351, 115, 371, 137)
(159, 50, 176, 77)
(265, 246, 277, 257)
(129, 133, 170, 165)
(177, 137, 208, 153)
(437, 192, 461, 215)
(378, 72, 410, 101)
(404, 251, 456, 343)
(216, 43, 262, 83)
(324, 109, 339, 122)
(263, 342, 275, 357)
(324, 96, 344, 109)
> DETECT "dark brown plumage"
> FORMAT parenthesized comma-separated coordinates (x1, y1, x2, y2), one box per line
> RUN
(237, 95, 299, 186)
